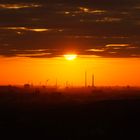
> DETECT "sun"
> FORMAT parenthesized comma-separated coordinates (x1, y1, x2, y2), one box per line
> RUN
(64, 54, 77, 61)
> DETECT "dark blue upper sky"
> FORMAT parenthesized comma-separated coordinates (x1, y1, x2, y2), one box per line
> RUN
(0, 0, 140, 58)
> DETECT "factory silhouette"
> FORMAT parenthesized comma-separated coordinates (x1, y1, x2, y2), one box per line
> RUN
(23, 71, 95, 90)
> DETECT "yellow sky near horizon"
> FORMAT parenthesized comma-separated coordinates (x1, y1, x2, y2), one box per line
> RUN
(0, 56, 140, 87)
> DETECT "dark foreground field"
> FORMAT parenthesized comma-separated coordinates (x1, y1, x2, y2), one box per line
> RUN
(0, 86, 140, 139)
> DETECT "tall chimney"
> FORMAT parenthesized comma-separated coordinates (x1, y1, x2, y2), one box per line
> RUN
(92, 74, 95, 87)
(85, 71, 87, 88)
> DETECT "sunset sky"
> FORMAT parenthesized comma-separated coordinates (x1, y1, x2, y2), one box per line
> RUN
(0, 0, 140, 86)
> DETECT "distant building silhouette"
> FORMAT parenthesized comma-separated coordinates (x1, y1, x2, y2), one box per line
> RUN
(24, 84, 30, 89)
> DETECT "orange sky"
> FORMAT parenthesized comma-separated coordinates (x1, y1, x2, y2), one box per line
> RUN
(0, 56, 140, 87)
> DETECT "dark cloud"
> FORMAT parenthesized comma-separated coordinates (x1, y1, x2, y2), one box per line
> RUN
(0, 0, 140, 58)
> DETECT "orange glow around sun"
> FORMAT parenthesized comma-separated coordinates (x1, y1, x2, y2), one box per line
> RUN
(64, 54, 77, 61)
(0, 56, 140, 87)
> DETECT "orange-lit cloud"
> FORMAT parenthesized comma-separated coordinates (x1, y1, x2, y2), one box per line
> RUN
(86, 49, 105, 52)
(79, 7, 106, 14)
(61, 7, 106, 17)
(106, 44, 130, 47)
(95, 17, 122, 23)
(0, 3, 41, 9)
(0, 27, 50, 32)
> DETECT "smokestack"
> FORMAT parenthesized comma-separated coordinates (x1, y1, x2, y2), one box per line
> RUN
(92, 74, 95, 87)
(85, 71, 87, 88)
